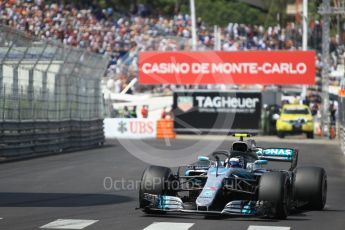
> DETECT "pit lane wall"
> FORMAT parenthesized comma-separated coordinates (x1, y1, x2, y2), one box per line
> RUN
(0, 25, 108, 160)
(104, 91, 264, 138)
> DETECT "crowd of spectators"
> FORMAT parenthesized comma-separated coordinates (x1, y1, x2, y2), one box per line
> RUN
(0, 0, 302, 53)
(0, 0, 326, 92)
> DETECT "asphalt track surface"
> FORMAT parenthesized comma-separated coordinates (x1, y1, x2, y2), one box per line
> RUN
(0, 137, 345, 230)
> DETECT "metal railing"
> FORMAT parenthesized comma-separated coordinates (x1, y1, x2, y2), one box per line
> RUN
(0, 25, 109, 160)
(339, 95, 345, 155)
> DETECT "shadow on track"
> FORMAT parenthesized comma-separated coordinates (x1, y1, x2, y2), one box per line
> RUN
(0, 192, 132, 207)
(140, 213, 281, 222)
(140, 210, 322, 222)
(141, 213, 312, 222)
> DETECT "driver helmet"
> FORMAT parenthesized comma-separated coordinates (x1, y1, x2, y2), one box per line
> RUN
(228, 157, 242, 168)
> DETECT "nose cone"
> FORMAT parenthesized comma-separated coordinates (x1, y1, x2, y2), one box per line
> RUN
(196, 167, 229, 207)
(196, 189, 216, 207)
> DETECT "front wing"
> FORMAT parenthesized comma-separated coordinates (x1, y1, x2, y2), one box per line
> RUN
(141, 193, 271, 216)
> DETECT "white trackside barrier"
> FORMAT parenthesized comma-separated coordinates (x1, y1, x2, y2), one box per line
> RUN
(104, 118, 157, 139)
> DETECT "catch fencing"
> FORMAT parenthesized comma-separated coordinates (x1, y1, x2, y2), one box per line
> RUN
(0, 25, 108, 160)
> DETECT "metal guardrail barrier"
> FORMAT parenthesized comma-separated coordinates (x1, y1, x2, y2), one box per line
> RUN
(340, 126, 345, 155)
(0, 120, 104, 157)
(339, 95, 345, 155)
(0, 25, 108, 160)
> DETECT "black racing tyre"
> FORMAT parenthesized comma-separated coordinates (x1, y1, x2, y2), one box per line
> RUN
(139, 165, 173, 213)
(277, 132, 285, 138)
(259, 172, 290, 219)
(294, 167, 327, 210)
(306, 132, 314, 139)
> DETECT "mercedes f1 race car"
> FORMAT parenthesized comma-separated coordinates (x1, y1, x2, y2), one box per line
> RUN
(139, 134, 327, 219)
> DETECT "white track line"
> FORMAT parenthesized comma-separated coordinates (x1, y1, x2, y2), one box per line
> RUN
(40, 219, 99, 229)
(143, 222, 194, 230)
(248, 226, 291, 230)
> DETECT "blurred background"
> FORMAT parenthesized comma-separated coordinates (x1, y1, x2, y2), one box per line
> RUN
(0, 0, 345, 158)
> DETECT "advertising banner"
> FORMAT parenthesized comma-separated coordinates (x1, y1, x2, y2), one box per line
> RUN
(104, 118, 157, 139)
(139, 51, 315, 85)
(173, 91, 262, 133)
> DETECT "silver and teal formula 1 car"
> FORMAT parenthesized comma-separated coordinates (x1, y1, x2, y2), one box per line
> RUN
(139, 134, 327, 219)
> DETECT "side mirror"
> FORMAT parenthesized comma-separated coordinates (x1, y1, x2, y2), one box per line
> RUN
(254, 160, 268, 165)
(198, 156, 210, 161)
(272, 114, 280, 120)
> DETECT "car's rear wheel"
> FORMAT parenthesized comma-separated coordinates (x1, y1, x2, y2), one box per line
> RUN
(277, 132, 285, 138)
(259, 172, 290, 219)
(294, 166, 327, 210)
(139, 165, 174, 214)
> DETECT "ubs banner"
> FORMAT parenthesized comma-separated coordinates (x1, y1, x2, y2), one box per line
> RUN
(173, 91, 262, 133)
(104, 118, 156, 139)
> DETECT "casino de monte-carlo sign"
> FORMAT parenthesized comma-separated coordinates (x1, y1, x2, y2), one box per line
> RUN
(139, 51, 315, 85)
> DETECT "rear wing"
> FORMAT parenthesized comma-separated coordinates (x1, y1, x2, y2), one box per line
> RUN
(255, 148, 298, 169)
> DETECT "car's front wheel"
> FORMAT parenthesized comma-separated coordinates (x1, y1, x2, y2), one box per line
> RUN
(259, 172, 290, 219)
(139, 165, 174, 214)
(306, 132, 314, 139)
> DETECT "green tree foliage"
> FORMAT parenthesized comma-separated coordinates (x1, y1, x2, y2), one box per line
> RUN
(261, 0, 290, 26)
(180, 0, 266, 26)
(54, 0, 309, 27)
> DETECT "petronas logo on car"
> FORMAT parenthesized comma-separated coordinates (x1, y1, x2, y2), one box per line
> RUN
(257, 148, 294, 156)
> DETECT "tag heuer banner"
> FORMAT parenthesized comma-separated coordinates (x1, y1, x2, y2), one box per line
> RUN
(139, 51, 315, 85)
(173, 91, 262, 133)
